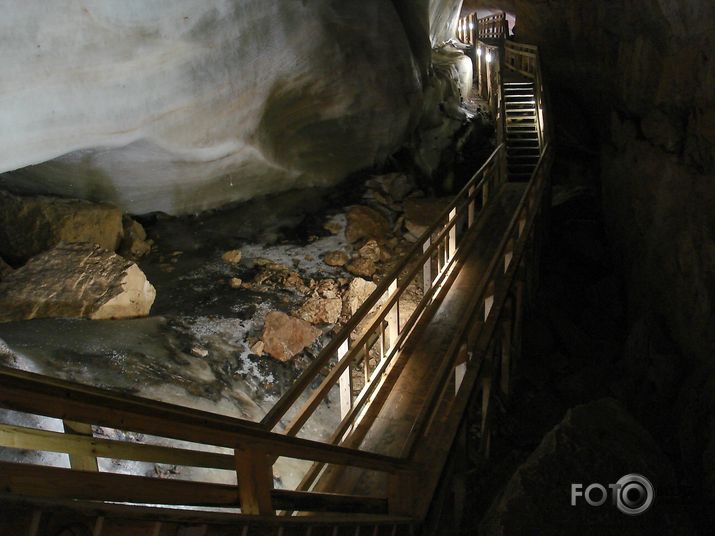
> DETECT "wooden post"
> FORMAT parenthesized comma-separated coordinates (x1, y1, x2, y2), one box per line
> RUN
(62, 420, 98, 472)
(422, 237, 432, 291)
(387, 280, 399, 353)
(468, 186, 476, 228)
(338, 340, 352, 421)
(448, 208, 457, 259)
(235, 446, 274, 515)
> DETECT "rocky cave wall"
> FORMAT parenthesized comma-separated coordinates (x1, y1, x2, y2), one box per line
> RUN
(0, 0, 465, 215)
(468, 0, 714, 368)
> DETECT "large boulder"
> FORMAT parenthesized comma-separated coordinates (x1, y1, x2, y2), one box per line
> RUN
(345, 206, 391, 244)
(0, 243, 155, 322)
(261, 311, 321, 362)
(480, 398, 690, 535)
(0, 190, 122, 264)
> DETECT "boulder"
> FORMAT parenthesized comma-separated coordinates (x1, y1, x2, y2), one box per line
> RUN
(222, 249, 242, 264)
(403, 197, 450, 238)
(119, 216, 151, 259)
(0, 190, 123, 264)
(345, 278, 377, 315)
(480, 398, 689, 535)
(346, 257, 377, 278)
(0, 258, 12, 282)
(0, 243, 156, 322)
(324, 250, 349, 267)
(345, 206, 390, 244)
(261, 311, 321, 362)
(357, 239, 381, 262)
(297, 296, 343, 325)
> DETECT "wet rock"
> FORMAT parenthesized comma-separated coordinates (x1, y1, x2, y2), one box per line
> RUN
(403, 197, 450, 238)
(345, 277, 377, 315)
(357, 239, 381, 263)
(222, 249, 242, 264)
(389, 175, 414, 202)
(345, 205, 390, 244)
(480, 398, 687, 535)
(0, 190, 123, 264)
(297, 296, 343, 325)
(315, 279, 341, 299)
(346, 257, 377, 278)
(228, 277, 243, 289)
(324, 250, 349, 267)
(190, 346, 209, 358)
(250, 340, 265, 356)
(261, 311, 321, 362)
(0, 258, 12, 282)
(323, 220, 343, 235)
(0, 243, 156, 322)
(119, 216, 151, 260)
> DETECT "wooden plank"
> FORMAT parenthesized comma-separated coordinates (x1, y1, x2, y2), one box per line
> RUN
(0, 423, 235, 470)
(0, 462, 389, 514)
(0, 461, 238, 506)
(63, 420, 98, 472)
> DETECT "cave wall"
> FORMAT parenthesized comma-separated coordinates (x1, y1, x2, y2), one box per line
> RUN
(0, 1, 428, 214)
(468, 0, 715, 366)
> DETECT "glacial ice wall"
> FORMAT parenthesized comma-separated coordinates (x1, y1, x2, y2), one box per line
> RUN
(0, 1, 423, 214)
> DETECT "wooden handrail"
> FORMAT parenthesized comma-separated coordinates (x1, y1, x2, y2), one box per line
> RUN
(0, 365, 409, 473)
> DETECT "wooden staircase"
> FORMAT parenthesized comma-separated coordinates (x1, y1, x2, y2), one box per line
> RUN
(504, 78, 540, 181)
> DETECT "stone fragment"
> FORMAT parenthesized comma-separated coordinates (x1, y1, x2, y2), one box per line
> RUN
(119, 216, 151, 259)
(387, 173, 414, 202)
(222, 249, 242, 264)
(345, 206, 390, 244)
(261, 311, 321, 362)
(190, 346, 209, 358)
(345, 277, 377, 315)
(346, 257, 376, 278)
(324, 250, 349, 267)
(315, 279, 340, 299)
(0, 243, 156, 322)
(357, 239, 381, 262)
(0, 190, 123, 264)
(297, 296, 343, 325)
(250, 340, 265, 356)
(323, 220, 343, 235)
(228, 277, 243, 289)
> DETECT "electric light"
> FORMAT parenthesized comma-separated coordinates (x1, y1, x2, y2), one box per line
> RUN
(486, 51, 493, 63)
(477, 47, 482, 57)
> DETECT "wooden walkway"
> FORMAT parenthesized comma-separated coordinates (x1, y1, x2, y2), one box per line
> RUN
(313, 184, 526, 498)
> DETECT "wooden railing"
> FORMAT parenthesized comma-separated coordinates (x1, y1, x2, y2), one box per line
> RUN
(0, 36, 552, 533)
(458, 12, 509, 44)
(504, 41, 549, 147)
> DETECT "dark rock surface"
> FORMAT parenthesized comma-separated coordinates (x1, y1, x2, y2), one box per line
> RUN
(480, 398, 689, 536)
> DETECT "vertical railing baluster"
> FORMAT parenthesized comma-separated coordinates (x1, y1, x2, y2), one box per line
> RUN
(422, 237, 432, 290)
(338, 340, 352, 421)
(448, 208, 457, 259)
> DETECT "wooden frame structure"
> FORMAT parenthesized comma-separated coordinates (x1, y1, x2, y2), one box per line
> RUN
(0, 37, 552, 535)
